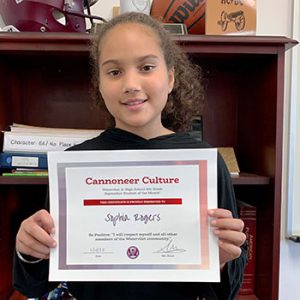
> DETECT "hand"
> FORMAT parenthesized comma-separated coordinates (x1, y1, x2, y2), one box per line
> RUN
(208, 208, 246, 269)
(16, 209, 57, 260)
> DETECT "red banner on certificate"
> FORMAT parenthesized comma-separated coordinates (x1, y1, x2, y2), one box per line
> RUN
(83, 198, 183, 206)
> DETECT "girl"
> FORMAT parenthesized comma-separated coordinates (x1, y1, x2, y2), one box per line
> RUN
(14, 12, 247, 300)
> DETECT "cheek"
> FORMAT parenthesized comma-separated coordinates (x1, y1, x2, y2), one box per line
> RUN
(102, 91, 115, 110)
(99, 80, 116, 100)
(98, 75, 111, 96)
(155, 78, 171, 100)
(99, 84, 119, 115)
(102, 96, 116, 117)
(149, 73, 167, 90)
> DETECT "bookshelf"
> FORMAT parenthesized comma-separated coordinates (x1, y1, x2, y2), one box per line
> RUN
(0, 32, 297, 300)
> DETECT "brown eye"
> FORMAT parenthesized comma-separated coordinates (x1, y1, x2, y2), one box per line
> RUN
(108, 70, 121, 77)
(141, 65, 155, 72)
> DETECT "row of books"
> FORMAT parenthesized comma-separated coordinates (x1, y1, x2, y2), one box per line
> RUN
(1, 123, 240, 176)
(1, 150, 239, 174)
(238, 200, 257, 296)
(0, 123, 102, 176)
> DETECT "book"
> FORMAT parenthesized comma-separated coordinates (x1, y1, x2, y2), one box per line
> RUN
(2, 169, 48, 177)
(0, 152, 48, 169)
(188, 116, 203, 142)
(238, 200, 257, 295)
(9, 123, 102, 135)
(2, 128, 102, 153)
(218, 147, 240, 175)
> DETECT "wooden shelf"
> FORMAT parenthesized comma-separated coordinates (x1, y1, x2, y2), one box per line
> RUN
(0, 176, 48, 185)
(0, 32, 90, 54)
(237, 295, 259, 300)
(0, 32, 297, 54)
(231, 173, 270, 185)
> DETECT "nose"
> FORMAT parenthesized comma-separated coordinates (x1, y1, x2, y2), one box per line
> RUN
(122, 69, 141, 94)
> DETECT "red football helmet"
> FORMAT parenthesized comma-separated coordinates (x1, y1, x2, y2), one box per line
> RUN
(0, 0, 105, 32)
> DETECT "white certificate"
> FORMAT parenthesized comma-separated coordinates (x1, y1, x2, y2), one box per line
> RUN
(48, 149, 219, 282)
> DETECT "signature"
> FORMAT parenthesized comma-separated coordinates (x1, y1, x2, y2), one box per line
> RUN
(154, 239, 187, 254)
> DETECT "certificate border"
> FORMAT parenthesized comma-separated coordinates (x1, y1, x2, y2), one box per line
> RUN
(56, 160, 209, 271)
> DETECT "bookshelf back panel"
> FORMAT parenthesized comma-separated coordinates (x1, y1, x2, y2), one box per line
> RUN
(5, 55, 106, 130)
(192, 54, 278, 177)
(0, 185, 48, 298)
(0, 61, 11, 131)
(237, 56, 278, 177)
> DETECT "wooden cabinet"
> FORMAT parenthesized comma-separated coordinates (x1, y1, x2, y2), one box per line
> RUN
(0, 32, 296, 300)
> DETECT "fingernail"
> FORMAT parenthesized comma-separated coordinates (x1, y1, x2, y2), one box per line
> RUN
(211, 220, 217, 226)
(50, 228, 55, 236)
(214, 229, 220, 235)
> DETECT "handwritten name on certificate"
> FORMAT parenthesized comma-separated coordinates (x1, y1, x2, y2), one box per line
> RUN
(48, 149, 219, 282)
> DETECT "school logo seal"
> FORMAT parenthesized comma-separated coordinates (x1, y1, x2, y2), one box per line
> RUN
(127, 246, 139, 259)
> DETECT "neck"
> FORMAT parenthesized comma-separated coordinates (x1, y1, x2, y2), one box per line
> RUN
(115, 125, 174, 140)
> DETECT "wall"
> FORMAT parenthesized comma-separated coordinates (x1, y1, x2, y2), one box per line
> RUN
(90, 0, 119, 20)
(0, 0, 298, 298)
(278, 0, 300, 298)
(0, 14, 3, 28)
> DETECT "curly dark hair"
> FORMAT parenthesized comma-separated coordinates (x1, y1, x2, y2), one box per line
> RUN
(90, 12, 204, 132)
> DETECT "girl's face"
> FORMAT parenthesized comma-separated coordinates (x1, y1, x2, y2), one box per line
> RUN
(98, 23, 174, 139)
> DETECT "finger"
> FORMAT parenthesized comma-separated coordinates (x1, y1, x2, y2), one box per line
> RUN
(21, 209, 56, 248)
(16, 210, 56, 259)
(17, 238, 50, 259)
(219, 240, 242, 260)
(214, 229, 246, 247)
(23, 221, 56, 249)
(17, 230, 53, 255)
(32, 209, 55, 234)
(211, 218, 244, 232)
(208, 208, 232, 219)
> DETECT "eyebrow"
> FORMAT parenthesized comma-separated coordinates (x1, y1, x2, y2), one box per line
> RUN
(101, 55, 160, 67)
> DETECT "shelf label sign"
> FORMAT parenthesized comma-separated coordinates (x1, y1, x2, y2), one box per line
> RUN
(205, 0, 256, 35)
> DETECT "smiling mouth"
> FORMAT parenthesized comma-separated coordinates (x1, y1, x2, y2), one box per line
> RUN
(123, 99, 147, 106)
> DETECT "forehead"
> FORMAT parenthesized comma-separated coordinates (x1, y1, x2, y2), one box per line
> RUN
(99, 23, 162, 57)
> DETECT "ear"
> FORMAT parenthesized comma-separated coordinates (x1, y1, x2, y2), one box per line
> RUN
(168, 67, 175, 94)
